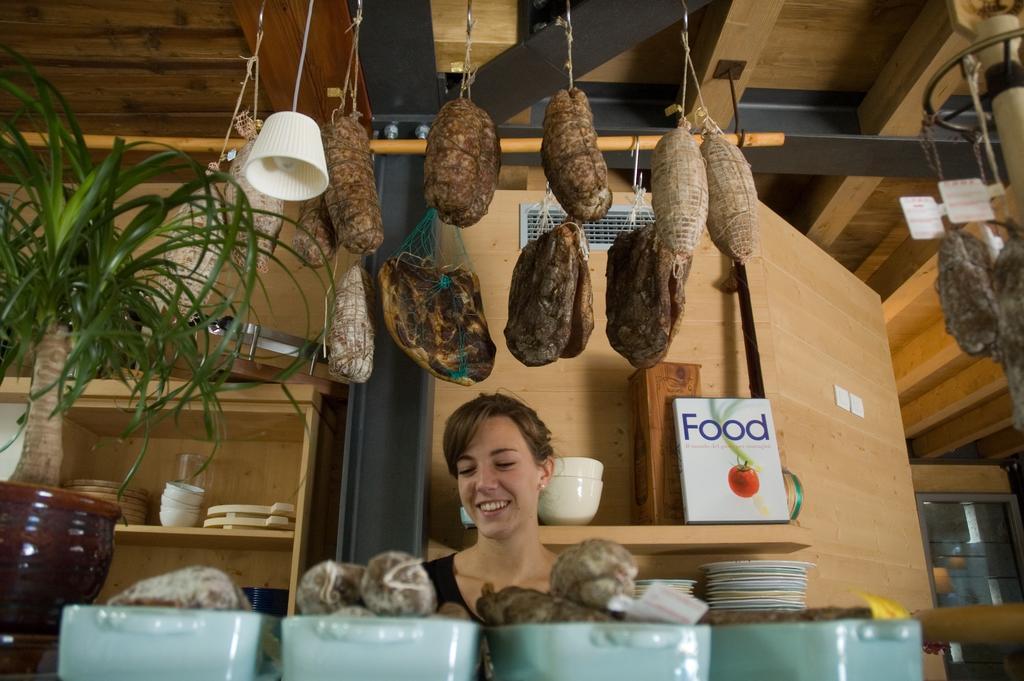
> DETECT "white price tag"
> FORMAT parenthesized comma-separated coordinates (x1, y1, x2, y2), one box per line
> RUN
(900, 196, 945, 239)
(938, 178, 995, 224)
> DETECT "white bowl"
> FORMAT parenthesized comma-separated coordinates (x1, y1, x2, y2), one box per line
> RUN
(552, 457, 604, 480)
(164, 481, 205, 505)
(159, 507, 200, 527)
(538, 477, 603, 525)
(160, 493, 201, 511)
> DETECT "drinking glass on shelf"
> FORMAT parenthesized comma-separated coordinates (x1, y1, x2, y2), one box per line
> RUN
(176, 452, 213, 491)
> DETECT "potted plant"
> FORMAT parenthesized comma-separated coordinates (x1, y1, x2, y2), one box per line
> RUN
(0, 51, 309, 633)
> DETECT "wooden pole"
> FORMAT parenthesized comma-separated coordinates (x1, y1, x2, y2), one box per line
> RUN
(734, 263, 766, 399)
(16, 131, 785, 155)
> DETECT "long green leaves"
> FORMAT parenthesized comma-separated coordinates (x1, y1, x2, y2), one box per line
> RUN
(0, 48, 327, 479)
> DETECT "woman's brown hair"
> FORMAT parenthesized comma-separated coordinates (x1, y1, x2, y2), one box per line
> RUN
(442, 393, 553, 475)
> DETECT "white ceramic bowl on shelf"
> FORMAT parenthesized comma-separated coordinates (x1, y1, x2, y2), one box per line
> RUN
(552, 457, 604, 481)
(160, 493, 200, 511)
(538, 476, 603, 525)
(159, 507, 200, 527)
(163, 481, 204, 506)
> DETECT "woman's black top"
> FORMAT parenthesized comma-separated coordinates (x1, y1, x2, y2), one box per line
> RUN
(422, 553, 484, 625)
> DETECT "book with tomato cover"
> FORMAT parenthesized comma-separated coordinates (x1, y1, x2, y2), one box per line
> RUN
(672, 398, 789, 523)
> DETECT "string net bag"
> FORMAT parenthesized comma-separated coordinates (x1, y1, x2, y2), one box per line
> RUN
(293, 194, 337, 267)
(664, 10, 759, 264)
(322, 3, 383, 255)
(326, 262, 375, 383)
(652, 121, 708, 259)
(296, 560, 365, 615)
(423, 3, 501, 228)
(360, 551, 437, 617)
(378, 209, 496, 385)
(540, 1, 612, 223)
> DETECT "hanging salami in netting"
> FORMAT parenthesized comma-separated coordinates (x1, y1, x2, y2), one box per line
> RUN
(378, 209, 496, 385)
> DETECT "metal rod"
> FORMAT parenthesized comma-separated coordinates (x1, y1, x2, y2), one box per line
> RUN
(733, 262, 766, 399)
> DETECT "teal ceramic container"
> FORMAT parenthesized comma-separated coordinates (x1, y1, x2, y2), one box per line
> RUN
(282, 615, 481, 681)
(710, 619, 922, 681)
(58, 605, 280, 681)
(486, 622, 711, 681)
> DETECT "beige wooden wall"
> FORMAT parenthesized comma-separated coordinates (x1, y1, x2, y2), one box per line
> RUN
(428, 190, 933, 616)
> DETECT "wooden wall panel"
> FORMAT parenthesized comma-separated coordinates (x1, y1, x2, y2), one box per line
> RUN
(911, 464, 1011, 494)
(428, 192, 933, 616)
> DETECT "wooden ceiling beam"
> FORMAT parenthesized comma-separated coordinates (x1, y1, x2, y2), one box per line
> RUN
(683, 0, 786, 126)
(882, 253, 938, 323)
(232, 0, 370, 126)
(794, 0, 963, 250)
(869, 238, 941, 301)
(912, 392, 1015, 458)
(892, 318, 962, 397)
(977, 427, 1024, 459)
(901, 359, 1008, 438)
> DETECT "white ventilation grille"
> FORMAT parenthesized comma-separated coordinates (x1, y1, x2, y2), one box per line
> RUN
(519, 203, 654, 250)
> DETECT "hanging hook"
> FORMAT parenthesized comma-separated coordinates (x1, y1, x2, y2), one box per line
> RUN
(357, 0, 363, 12)
(566, 0, 571, 29)
(681, 0, 689, 34)
(631, 136, 641, 190)
(466, 0, 473, 35)
(257, 0, 266, 33)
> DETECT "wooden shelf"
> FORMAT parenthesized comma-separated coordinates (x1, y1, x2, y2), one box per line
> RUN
(114, 525, 294, 551)
(454, 524, 812, 556)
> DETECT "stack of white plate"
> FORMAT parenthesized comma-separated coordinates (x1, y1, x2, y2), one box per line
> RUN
(633, 579, 697, 599)
(700, 560, 814, 611)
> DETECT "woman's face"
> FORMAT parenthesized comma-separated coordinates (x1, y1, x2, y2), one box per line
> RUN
(455, 415, 553, 539)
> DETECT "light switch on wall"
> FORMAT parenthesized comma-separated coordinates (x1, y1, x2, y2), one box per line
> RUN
(834, 385, 851, 411)
(850, 393, 865, 418)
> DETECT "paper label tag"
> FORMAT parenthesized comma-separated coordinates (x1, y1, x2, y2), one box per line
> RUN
(607, 583, 708, 625)
(900, 196, 945, 239)
(938, 179, 996, 224)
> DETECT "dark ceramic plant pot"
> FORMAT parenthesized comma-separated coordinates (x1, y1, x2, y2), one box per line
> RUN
(0, 481, 119, 634)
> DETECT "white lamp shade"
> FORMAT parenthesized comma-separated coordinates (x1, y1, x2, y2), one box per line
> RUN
(244, 111, 328, 202)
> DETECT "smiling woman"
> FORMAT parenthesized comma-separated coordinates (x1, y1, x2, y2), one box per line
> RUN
(422, 393, 557, 625)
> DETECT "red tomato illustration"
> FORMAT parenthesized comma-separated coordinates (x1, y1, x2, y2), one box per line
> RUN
(728, 465, 759, 498)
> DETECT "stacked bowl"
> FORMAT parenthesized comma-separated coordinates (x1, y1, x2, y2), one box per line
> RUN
(538, 457, 604, 525)
(159, 481, 205, 527)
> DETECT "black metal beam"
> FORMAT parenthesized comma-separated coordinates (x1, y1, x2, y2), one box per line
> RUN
(351, 0, 441, 120)
(336, 155, 434, 564)
(465, 0, 714, 124)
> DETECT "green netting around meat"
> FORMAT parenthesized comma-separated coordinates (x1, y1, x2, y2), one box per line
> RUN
(389, 208, 478, 382)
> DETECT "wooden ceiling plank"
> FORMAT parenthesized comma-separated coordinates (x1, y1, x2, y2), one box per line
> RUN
(0, 65, 274, 116)
(683, 0, 786, 126)
(232, 0, 370, 125)
(892, 318, 963, 398)
(977, 427, 1024, 459)
(901, 359, 1008, 438)
(796, 0, 962, 250)
(791, 175, 884, 249)
(0, 23, 247, 64)
(868, 238, 941, 301)
(2, 1, 239, 29)
(882, 253, 938, 323)
(912, 392, 1015, 458)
